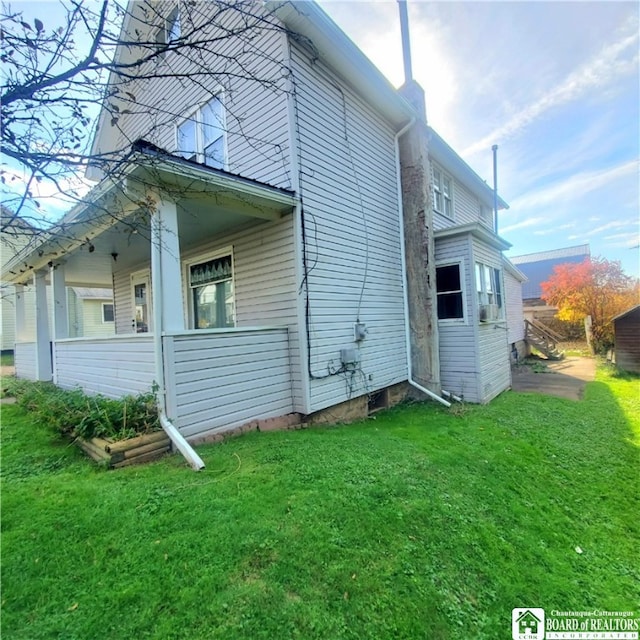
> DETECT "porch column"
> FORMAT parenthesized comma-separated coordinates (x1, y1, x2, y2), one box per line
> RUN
(34, 269, 52, 381)
(150, 196, 184, 333)
(14, 284, 27, 342)
(50, 263, 68, 339)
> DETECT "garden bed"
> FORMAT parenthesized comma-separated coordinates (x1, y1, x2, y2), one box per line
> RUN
(77, 430, 171, 468)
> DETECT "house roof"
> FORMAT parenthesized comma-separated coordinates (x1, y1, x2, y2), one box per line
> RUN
(71, 287, 114, 300)
(1, 144, 297, 285)
(267, 0, 415, 129)
(434, 222, 511, 251)
(511, 244, 590, 299)
(511, 244, 590, 265)
(502, 256, 527, 282)
(613, 304, 640, 322)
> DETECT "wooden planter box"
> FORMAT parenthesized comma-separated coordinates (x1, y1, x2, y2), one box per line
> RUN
(77, 431, 171, 468)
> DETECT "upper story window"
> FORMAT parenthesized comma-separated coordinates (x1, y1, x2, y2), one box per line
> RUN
(433, 166, 453, 218)
(156, 6, 180, 48)
(475, 262, 503, 322)
(188, 252, 235, 329)
(176, 95, 226, 169)
(436, 263, 464, 320)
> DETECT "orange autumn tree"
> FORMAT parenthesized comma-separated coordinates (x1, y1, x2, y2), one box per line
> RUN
(541, 256, 640, 353)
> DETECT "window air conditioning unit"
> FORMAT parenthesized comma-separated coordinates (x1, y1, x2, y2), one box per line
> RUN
(479, 304, 499, 322)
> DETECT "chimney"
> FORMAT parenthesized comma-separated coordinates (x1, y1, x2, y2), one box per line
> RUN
(397, 0, 427, 121)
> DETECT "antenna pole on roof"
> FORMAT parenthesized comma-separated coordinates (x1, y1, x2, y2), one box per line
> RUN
(492, 144, 499, 233)
(398, 0, 413, 84)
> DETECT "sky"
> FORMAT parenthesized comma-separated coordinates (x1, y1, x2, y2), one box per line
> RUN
(318, 0, 640, 278)
(5, 0, 639, 278)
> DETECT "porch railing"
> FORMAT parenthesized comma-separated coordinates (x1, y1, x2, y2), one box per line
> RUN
(54, 335, 155, 398)
(14, 342, 37, 381)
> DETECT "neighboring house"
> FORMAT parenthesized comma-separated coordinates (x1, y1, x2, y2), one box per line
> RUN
(2, 1, 518, 447)
(613, 305, 640, 373)
(510, 244, 590, 328)
(68, 288, 116, 339)
(1, 210, 39, 352)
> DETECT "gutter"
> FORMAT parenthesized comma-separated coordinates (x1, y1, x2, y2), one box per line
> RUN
(394, 120, 451, 408)
(150, 212, 205, 471)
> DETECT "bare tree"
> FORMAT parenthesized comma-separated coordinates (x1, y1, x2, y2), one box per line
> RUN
(1, 0, 290, 242)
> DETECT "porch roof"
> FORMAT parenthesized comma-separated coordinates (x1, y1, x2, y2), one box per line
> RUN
(2, 144, 297, 286)
(434, 223, 512, 251)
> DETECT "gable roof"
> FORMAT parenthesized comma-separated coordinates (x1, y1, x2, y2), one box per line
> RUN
(511, 244, 590, 299)
(613, 304, 640, 322)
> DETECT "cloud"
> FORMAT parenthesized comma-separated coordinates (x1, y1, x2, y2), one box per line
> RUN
(509, 160, 637, 211)
(499, 216, 546, 234)
(462, 23, 639, 157)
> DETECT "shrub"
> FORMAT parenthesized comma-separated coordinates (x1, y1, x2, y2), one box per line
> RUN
(3, 378, 160, 441)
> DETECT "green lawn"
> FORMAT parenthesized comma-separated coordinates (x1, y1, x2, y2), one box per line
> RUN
(2, 365, 638, 639)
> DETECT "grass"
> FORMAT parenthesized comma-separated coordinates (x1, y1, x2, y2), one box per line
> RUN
(1, 351, 14, 367)
(1, 365, 638, 639)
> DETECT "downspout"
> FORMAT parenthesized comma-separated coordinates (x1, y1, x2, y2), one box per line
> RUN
(394, 120, 451, 408)
(150, 212, 205, 471)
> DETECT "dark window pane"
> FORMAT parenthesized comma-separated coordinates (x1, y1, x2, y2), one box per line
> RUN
(437, 293, 463, 319)
(436, 265, 460, 292)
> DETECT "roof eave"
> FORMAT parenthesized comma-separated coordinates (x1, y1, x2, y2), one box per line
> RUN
(267, 0, 415, 129)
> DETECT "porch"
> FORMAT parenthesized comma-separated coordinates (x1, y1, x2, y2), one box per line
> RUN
(6, 147, 301, 442)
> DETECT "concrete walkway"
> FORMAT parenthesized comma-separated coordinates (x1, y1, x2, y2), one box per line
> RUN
(511, 356, 596, 401)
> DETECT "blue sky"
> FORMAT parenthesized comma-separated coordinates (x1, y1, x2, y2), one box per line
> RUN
(7, 1, 639, 278)
(318, 0, 640, 278)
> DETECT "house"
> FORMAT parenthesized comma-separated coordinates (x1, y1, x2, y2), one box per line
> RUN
(503, 257, 528, 361)
(511, 244, 590, 328)
(2, 1, 517, 463)
(613, 305, 640, 373)
(428, 128, 514, 402)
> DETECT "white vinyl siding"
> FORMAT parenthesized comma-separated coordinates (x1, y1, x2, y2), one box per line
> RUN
(431, 165, 487, 232)
(96, 8, 291, 189)
(54, 336, 155, 398)
(435, 235, 481, 402)
(505, 270, 525, 345)
(290, 42, 407, 412)
(165, 329, 293, 440)
(14, 342, 37, 380)
(109, 215, 303, 411)
(471, 237, 511, 402)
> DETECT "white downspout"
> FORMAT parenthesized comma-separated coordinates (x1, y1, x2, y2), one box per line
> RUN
(150, 210, 205, 471)
(394, 119, 451, 408)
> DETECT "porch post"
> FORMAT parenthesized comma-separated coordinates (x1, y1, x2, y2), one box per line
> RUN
(50, 263, 68, 339)
(34, 269, 52, 381)
(151, 196, 184, 333)
(14, 284, 27, 342)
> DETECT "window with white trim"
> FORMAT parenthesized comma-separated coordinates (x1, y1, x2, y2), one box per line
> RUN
(475, 262, 503, 320)
(102, 302, 114, 323)
(433, 165, 453, 218)
(436, 263, 464, 320)
(155, 6, 180, 48)
(176, 95, 226, 169)
(188, 253, 234, 329)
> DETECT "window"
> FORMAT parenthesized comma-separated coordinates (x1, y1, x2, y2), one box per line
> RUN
(436, 263, 464, 320)
(102, 303, 115, 323)
(189, 253, 234, 329)
(433, 166, 453, 218)
(155, 6, 180, 48)
(176, 95, 226, 169)
(475, 262, 503, 321)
